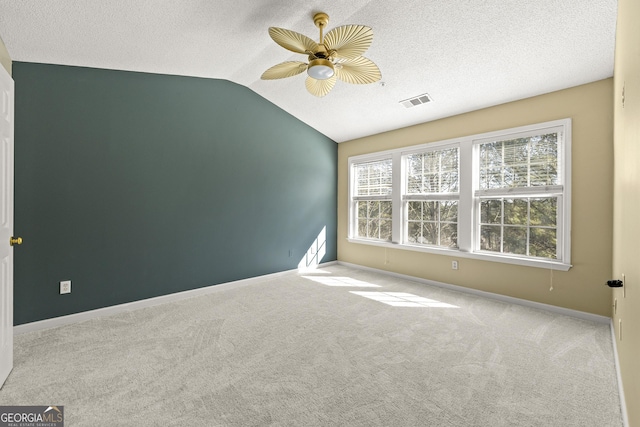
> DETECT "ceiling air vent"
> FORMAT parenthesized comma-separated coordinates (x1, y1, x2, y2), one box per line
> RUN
(400, 93, 432, 108)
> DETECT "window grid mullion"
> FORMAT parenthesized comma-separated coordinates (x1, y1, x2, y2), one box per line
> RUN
(526, 198, 531, 256)
(527, 140, 532, 188)
(437, 201, 441, 246)
(353, 195, 392, 201)
(501, 141, 505, 189)
(438, 153, 442, 193)
(458, 141, 473, 252)
(500, 198, 505, 254)
(391, 152, 403, 244)
(403, 194, 459, 201)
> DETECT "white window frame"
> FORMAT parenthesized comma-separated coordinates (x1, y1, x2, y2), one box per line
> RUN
(347, 119, 572, 271)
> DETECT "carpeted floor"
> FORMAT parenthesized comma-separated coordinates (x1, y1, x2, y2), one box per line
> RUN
(0, 264, 623, 426)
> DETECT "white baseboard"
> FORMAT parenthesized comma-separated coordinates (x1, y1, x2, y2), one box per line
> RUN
(337, 261, 611, 324)
(610, 320, 629, 427)
(14, 261, 336, 335)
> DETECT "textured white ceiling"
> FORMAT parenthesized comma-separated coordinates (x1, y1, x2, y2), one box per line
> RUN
(0, 0, 617, 142)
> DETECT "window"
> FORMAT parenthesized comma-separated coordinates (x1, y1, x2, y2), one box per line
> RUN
(475, 131, 563, 259)
(404, 147, 459, 248)
(352, 158, 393, 242)
(348, 119, 571, 270)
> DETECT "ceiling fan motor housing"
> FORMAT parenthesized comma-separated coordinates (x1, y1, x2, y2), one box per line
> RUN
(307, 58, 335, 80)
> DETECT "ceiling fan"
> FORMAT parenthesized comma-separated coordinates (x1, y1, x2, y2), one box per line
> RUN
(260, 12, 382, 97)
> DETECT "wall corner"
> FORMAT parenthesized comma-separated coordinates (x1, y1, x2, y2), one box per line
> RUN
(0, 34, 12, 76)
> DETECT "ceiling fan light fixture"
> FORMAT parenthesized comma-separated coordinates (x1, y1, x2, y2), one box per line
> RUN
(307, 58, 335, 80)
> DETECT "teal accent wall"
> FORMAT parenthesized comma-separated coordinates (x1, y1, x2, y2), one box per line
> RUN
(13, 63, 337, 325)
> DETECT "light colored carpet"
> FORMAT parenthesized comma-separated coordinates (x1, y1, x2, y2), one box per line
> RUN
(0, 264, 622, 426)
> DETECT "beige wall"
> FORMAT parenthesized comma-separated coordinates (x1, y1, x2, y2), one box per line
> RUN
(0, 34, 11, 75)
(338, 79, 614, 316)
(612, 0, 640, 424)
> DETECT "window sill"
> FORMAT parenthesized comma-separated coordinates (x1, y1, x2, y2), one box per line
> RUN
(346, 238, 572, 271)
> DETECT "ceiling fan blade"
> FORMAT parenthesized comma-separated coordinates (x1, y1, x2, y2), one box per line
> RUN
(324, 25, 374, 59)
(261, 61, 308, 80)
(305, 75, 337, 97)
(335, 56, 382, 85)
(269, 27, 319, 54)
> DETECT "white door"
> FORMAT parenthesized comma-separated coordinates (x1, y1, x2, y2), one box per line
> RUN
(0, 64, 15, 389)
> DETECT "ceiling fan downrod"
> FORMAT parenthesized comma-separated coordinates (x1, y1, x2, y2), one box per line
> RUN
(313, 12, 329, 44)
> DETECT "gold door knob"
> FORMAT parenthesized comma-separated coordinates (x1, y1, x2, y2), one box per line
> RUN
(9, 236, 22, 246)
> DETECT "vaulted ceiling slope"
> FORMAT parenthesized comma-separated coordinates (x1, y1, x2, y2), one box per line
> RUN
(0, 1, 617, 142)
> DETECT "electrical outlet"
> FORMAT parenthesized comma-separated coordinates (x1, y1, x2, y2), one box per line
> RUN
(60, 280, 71, 294)
(452, 260, 458, 270)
